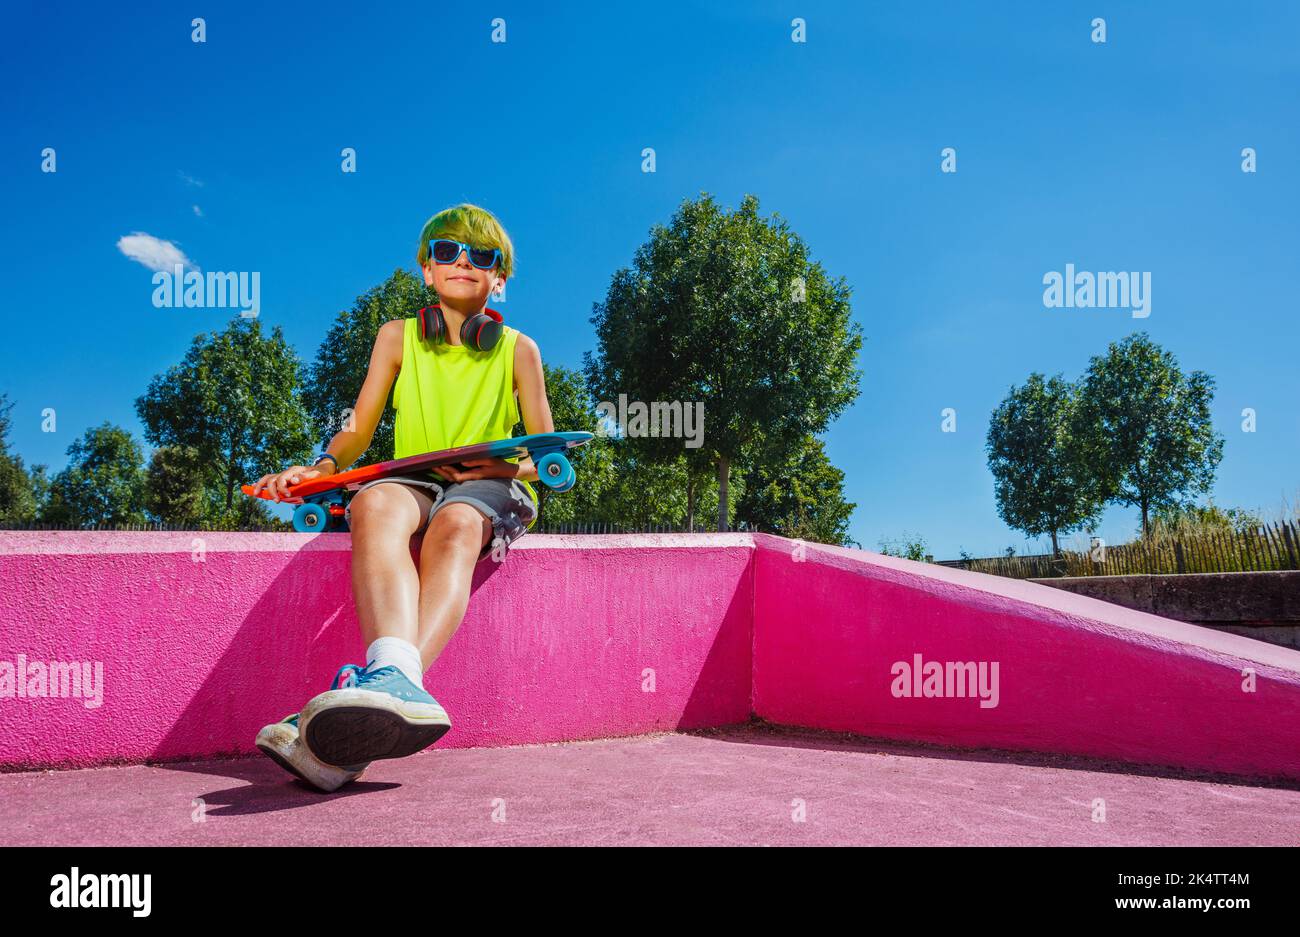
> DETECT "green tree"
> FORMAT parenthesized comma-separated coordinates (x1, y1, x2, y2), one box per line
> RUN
(587, 440, 736, 531)
(0, 395, 44, 525)
(1077, 333, 1224, 538)
(986, 373, 1106, 554)
(582, 262, 719, 530)
(879, 534, 928, 562)
(585, 193, 862, 532)
(735, 435, 855, 544)
(304, 269, 437, 464)
(41, 423, 148, 527)
(136, 317, 314, 520)
(527, 373, 741, 534)
(26, 464, 51, 519)
(144, 445, 207, 528)
(1149, 501, 1262, 540)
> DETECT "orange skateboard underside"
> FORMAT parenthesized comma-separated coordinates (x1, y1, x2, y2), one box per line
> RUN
(242, 432, 593, 504)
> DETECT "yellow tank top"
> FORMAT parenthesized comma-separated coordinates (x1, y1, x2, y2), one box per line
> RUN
(392, 316, 538, 520)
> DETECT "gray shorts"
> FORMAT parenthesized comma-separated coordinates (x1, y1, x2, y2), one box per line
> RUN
(345, 473, 538, 563)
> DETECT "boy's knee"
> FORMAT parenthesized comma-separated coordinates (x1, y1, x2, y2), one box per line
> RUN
(427, 503, 486, 540)
(349, 484, 415, 528)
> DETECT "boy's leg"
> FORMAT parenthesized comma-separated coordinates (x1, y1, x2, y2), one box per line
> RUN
(297, 482, 451, 768)
(413, 477, 538, 670)
(347, 481, 435, 648)
(298, 480, 524, 767)
(414, 502, 493, 670)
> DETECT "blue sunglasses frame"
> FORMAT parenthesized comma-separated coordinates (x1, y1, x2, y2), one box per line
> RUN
(427, 238, 501, 270)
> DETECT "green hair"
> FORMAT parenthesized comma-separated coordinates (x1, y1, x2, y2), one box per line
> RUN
(416, 203, 515, 280)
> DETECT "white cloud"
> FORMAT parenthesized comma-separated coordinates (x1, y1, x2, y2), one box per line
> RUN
(178, 171, 204, 187)
(192, 205, 203, 217)
(116, 232, 199, 273)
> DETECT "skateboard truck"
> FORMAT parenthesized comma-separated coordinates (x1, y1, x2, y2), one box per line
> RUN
(290, 491, 345, 534)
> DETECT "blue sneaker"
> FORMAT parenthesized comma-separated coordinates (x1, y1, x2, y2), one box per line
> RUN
(255, 664, 370, 791)
(299, 665, 452, 767)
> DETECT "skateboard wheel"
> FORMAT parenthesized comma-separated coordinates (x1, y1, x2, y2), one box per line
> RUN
(536, 452, 574, 492)
(293, 501, 330, 533)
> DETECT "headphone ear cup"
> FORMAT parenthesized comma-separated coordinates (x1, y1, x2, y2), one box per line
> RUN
(462, 314, 503, 352)
(419, 306, 445, 344)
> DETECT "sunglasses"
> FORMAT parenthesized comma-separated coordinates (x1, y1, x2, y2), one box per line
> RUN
(427, 238, 501, 270)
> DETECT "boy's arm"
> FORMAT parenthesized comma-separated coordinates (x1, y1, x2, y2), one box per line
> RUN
(513, 334, 553, 435)
(508, 334, 553, 483)
(252, 319, 403, 500)
(320, 319, 404, 470)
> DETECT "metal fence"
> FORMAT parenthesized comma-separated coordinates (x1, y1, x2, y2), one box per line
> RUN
(0, 519, 749, 535)
(535, 522, 752, 534)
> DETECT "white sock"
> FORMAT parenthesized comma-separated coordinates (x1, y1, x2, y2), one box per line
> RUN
(365, 637, 425, 687)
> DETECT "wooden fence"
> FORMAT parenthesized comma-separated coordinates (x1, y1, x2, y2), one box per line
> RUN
(938, 520, 1300, 578)
(936, 552, 1064, 579)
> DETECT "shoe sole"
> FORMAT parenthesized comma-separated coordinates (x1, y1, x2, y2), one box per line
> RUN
(255, 725, 367, 792)
(300, 691, 451, 766)
(256, 738, 314, 785)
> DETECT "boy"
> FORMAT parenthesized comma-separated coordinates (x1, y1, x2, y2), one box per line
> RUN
(251, 204, 553, 792)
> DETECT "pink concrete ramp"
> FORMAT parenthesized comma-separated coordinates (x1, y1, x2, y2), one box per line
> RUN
(2, 531, 1298, 788)
(753, 535, 1300, 781)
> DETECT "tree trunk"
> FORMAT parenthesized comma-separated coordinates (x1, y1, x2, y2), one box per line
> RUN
(1050, 529, 1060, 556)
(717, 455, 730, 532)
(686, 477, 696, 532)
(1141, 499, 1150, 539)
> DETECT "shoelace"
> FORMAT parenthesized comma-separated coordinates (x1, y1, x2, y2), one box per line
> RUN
(330, 663, 366, 690)
(355, 665, 398, 687)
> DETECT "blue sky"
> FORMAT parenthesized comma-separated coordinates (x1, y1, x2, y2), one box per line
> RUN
(2, 1, 1297, 555)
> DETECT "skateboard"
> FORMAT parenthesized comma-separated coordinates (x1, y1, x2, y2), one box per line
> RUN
(242, 431, 593, 533)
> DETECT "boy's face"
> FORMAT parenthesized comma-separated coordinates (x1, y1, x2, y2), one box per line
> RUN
(422, 241, 505, 305)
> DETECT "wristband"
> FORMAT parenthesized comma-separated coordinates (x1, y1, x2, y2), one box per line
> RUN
(314, 453, 339, 472)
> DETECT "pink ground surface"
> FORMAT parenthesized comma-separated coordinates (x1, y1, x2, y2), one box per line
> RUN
(3, 724, 1297, 846)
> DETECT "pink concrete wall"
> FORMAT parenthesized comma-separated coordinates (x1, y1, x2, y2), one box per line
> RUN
(0, 532, 753, 770)
(753, 534, 1300, 780)
(4, 530, 1299, 782)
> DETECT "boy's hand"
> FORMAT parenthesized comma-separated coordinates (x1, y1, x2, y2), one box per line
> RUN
(433, 457, 519, 483)
(251, 463, 332, 502)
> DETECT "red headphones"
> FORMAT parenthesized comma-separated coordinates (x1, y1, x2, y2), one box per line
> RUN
(416, 305, 504, 352)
